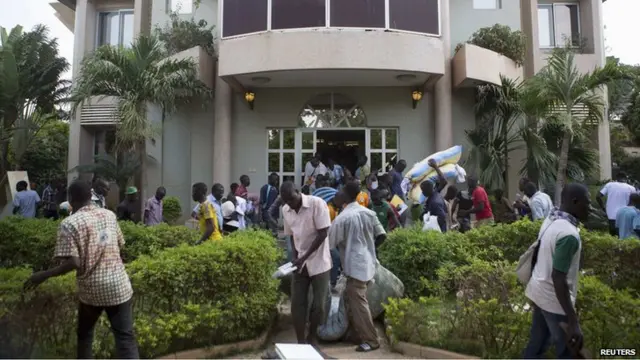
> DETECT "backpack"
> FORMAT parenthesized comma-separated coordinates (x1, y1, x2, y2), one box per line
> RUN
(515, 220, 555, 284)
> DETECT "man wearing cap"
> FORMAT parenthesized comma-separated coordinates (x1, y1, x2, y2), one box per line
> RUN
(117, 187, 139, 222)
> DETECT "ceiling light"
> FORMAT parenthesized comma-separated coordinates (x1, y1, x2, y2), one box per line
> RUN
(396, 74, 417, 82)
(251, 76, 271, 84)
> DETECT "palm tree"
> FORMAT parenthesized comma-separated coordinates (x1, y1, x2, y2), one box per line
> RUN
(523, 48, 627, 204)
(467, 75, 555, 192)
(73, 153, 140, 201)
(71, 34, 211, 216)
(0, 25, 69, 187)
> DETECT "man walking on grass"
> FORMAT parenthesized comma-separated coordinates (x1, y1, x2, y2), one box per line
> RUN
(330, 181, 387, 353)
(24, 180, 139, 358)
(523, 183, 590, 359)
(280, 181, 332, 346)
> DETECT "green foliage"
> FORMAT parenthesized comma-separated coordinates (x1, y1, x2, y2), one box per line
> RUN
(156, 11, 216, 57)
(0, 229, 280, 358)
(18, 120, 68, 185)
(378, 220, 640, 298)
(0, 217, 199, 270)
(73, 152, 139, 200)
(377, 226, 476, 298)
(455, 24, 526, 66)
(162, 196, 182, 224)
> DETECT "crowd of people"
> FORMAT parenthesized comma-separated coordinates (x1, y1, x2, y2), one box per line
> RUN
(17, 150, 640, 358)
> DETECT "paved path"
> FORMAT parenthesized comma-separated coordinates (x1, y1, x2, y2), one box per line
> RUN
(232, 300, 410, 360)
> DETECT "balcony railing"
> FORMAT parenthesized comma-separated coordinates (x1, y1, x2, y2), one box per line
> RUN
(220, 0, 440, 39)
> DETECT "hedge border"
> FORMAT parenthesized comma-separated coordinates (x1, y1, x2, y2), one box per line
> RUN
(157, 312, 278, 359)
(391, 341, 479, 359)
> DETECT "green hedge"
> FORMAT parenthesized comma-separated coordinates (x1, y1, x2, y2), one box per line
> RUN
(380, 220, 640, 358)
(0, 217, 199, 270)
(379, 220, 640, 297)
(0, 229, 280, 358)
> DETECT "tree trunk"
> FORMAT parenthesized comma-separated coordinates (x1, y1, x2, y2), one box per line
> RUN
(502, 116, 509, 192)
(554, 132, 572, 206)
(526, 115, 540, 185)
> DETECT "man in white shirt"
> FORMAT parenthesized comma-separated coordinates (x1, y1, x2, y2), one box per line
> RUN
(524, 182, 553, 221)
(303, 153, 328, 192)
(523, 184, 590, 359)
(597, 172, 637, 236)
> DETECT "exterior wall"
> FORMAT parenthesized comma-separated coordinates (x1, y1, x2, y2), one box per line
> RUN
(160, 103, 215, 213)
(449, 0, 522, 56)
(229, 87, 434, 195)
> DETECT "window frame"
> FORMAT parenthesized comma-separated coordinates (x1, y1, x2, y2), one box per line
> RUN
(95, 9, 135, 48)
(220, 0, 441, 40)
(472, 0, 501, 10)
(537, 2, 581, 49)
(266, 129, 297, 186)
(168, 0, 194, 15)
(368, 128, 399, 174)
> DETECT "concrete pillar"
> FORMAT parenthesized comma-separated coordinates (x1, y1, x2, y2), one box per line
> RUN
(591, 0, 611, 179)
(213, 74, 232, 187)
(434, 0, 452, 151)
(133, 0, 151, 36)
(68, 0, 96, 183)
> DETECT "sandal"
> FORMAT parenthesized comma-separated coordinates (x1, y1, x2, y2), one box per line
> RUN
(355, 343, 380, 352)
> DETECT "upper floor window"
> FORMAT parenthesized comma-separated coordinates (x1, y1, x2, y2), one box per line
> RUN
(97, 10, 134, 47)
(538, 3, 580, 48)
(473, 0, 500, 9)
(169, 0, 193, 14)
(221, 0, 440, 38)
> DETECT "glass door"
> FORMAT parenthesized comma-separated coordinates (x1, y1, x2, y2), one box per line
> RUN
(296, 129, 317, 187)
(367, 128, 399, 174)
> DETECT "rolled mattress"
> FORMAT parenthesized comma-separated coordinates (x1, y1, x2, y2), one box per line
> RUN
(407, 163, 462, 203)
(404, 145, 462, 183)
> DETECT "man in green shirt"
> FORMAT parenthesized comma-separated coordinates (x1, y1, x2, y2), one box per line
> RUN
(523, 183, 591, 359)
(369, 189, 400, 233)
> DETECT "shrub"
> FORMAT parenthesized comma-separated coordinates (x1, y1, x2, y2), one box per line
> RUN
(0, 229, 280, 358)
(156, 11, 215, 57)
(162, 196, 182, 224)
(462, 219, 540, 263)
(377, 226, 476, 298)
(454, 24, 526, 66)
(0, 218, 199, 269)
(580, 231, 640, 293)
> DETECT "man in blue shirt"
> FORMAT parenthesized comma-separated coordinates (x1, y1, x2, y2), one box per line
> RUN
(13, 180, 40, 218)
(420, 180, 448, 232)
(388, 160, 407, 199)
(615, 193, 640, 239)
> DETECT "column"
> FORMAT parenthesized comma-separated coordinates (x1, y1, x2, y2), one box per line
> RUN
(67, 0, 96, 183)
(133, 0, 151, 36)
(592, 0, 611, 179)
(213, 74, 232, 187)
(434, 0, 452, 151)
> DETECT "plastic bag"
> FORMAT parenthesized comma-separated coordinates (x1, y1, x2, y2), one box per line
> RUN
(422, 212, 442, 232)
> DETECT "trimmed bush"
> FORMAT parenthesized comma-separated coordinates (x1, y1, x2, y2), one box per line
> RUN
(0, 229, 280, 358)
(162, 196, 182, 224)
(385, 261, 640, 359)
(0, 217, 199, 270)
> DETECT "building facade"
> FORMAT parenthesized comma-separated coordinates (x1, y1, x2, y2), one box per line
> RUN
(53, 0, 609, 212)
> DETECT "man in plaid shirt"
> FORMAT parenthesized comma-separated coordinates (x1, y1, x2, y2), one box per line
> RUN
(42, 180, 60, 219)
(25, 180, 139, 358)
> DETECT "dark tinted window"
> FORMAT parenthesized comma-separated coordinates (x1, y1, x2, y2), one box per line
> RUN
(330, 0, 385, 28)
(222, 0, 268, 37)
(389, 0, 439, 34)
(272, 0, 326, 29)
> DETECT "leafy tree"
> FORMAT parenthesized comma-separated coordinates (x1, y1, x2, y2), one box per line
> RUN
(71, 34, 211, 217)
(524, 48, 627, 204)
(18, 120, 68, 187)
(156, 10, 215, 57)
(0, 25, 69, 187)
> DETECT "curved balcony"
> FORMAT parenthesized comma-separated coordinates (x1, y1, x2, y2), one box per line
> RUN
(218, 0, 444, 88)
(452, 43, 523, 88)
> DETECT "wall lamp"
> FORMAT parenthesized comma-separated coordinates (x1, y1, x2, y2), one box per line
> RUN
(411, 89, 423, 109)
(244, 91, 255, 110)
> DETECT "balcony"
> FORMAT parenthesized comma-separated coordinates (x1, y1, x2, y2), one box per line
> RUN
(218, 0, 444, 88)
(452, 43, 523, 88)
(537, 52, 600, 74)
(166, 46, 216, 89)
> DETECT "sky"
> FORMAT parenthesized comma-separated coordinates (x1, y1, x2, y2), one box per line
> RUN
(0, 0, 638, 80)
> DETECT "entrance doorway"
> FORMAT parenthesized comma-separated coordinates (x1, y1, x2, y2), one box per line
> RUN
(316, 130, 365, 175)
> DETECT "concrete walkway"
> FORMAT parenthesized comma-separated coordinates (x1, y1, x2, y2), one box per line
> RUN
(232, 300, 409, 360)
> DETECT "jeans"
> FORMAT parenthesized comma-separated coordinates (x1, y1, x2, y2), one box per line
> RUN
(523, 305, 572, 359)
(44, 209, 59, 220)
(77, 299, 139, 359)
(330, 248, 341, 287)
(608, 219, 618, 237)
